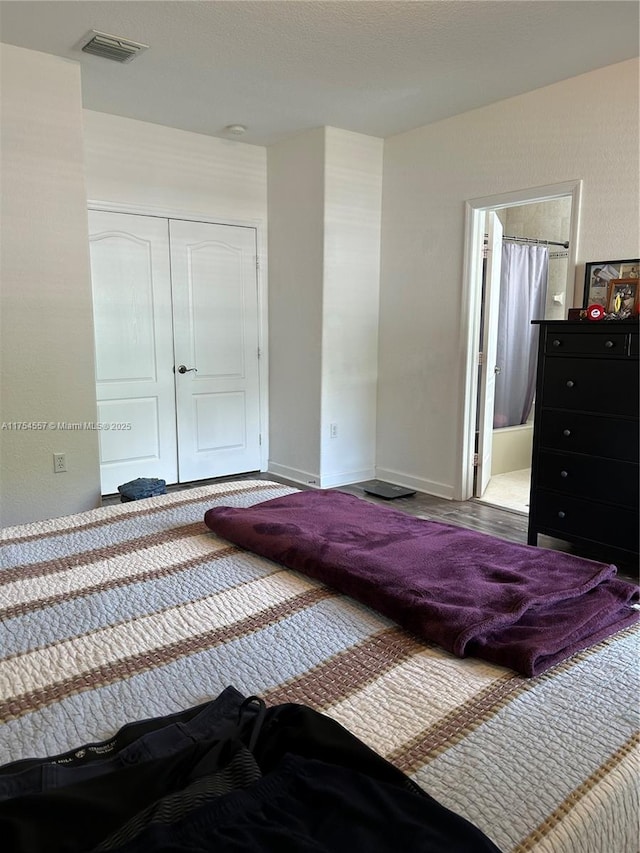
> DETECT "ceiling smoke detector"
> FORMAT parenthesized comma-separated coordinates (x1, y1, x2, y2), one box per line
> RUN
(81, 31, 149, 63)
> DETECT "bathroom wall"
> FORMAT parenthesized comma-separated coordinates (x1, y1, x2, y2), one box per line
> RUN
(502, 196, 572, 320)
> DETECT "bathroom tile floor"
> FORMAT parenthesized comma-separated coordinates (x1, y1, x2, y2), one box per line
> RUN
(476, 468, 531, 515)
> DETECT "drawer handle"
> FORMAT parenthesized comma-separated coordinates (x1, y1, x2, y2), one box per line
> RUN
(604, 340, 614, 349)
(557, 511, 566, 519)
(566, 380, 575, 388)
(562, 429, 571, 437)
(560, 470, 568, 478)
(552, 339, 562, 348)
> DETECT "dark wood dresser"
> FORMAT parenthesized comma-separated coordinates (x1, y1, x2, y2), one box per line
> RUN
(527, 320, 639, 562)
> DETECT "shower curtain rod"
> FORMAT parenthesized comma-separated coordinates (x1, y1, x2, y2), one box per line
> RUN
(502, 234, 569, 249)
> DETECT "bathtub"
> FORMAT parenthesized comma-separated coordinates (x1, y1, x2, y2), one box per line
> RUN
(491, 422, 534, 475)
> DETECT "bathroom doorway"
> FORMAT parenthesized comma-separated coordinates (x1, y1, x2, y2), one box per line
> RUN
(478, 196, 572, 513)
(457, 180, 582, 509)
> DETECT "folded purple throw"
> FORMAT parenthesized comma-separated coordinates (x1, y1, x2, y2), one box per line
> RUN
(204, 490, 639, 676)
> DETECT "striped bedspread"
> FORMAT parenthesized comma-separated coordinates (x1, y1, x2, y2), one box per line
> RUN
(1, 480, 638, 853)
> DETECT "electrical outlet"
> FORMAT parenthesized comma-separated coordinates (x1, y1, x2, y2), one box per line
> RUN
(330, 423, 338, 439)
(53, 453, 67, 473)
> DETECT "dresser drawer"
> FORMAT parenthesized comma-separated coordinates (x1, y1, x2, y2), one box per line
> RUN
(544, 331, 628, 356)
(537, 451, 639, 507)
(532, 490, 639, 554)
(540, 410, 639, 462)
(540, 357, 639, 416)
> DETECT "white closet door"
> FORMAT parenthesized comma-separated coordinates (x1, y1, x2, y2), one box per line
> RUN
(89, 211, 178, 494)
(169, 219, 261, 482)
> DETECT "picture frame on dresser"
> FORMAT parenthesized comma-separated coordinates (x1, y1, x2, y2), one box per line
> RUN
(582, 258, 639, 309)
(605, 278, 639, 318)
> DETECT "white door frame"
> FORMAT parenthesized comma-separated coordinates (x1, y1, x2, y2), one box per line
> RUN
(87, 199, 269, 476)
(456, 180, 582, 501)
(475, 211, 503, 498)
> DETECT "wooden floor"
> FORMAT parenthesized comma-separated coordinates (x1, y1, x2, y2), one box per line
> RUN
(104, 472, 638, 581)
(339, 480, 637, 580)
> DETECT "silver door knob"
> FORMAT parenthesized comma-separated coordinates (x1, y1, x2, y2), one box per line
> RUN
(177, 365, 198, 374)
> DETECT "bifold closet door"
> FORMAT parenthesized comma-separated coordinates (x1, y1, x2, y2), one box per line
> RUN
(89, 211, 178, 495)
(169, 219, 261, 482)
(89, 211, 262, 494)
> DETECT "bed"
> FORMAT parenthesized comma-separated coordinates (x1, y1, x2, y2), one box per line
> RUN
(1, 479, 638, 852)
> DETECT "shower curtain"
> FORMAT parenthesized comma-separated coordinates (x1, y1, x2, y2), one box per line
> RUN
(493, 242, 549, 428)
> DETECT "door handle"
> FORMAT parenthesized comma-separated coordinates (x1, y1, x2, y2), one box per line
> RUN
(176, 365, 198, 374)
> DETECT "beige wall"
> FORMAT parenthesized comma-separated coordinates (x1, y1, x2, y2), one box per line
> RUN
(1, 45, 637, 524)
(83, 110, 268, 225)
(267, 128, 326, 484)
(0, 45, 101, 526)
(377, 58, 640, 499)
(267, 127, 383, 487)
(321, 128, 383, 487)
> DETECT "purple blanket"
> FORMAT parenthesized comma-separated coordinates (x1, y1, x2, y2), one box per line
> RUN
(204, 490, 639, 676)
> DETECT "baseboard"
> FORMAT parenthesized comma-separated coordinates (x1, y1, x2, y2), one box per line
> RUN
(267, 463, 376, 490)
(267, 462, 321, 488)
(318, 468, 376, 489)
(268, 461, 454, 498)
(374, 468, 454, 500)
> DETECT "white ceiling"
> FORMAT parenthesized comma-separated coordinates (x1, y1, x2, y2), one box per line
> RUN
(0, 1, 638, 146)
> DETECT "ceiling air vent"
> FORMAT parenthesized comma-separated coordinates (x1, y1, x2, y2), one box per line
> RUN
(81, 31, 148, 63)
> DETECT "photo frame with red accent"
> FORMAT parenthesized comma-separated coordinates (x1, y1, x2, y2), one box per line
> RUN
(605, 278, 639, 318)
(582, 259, 639, 309)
